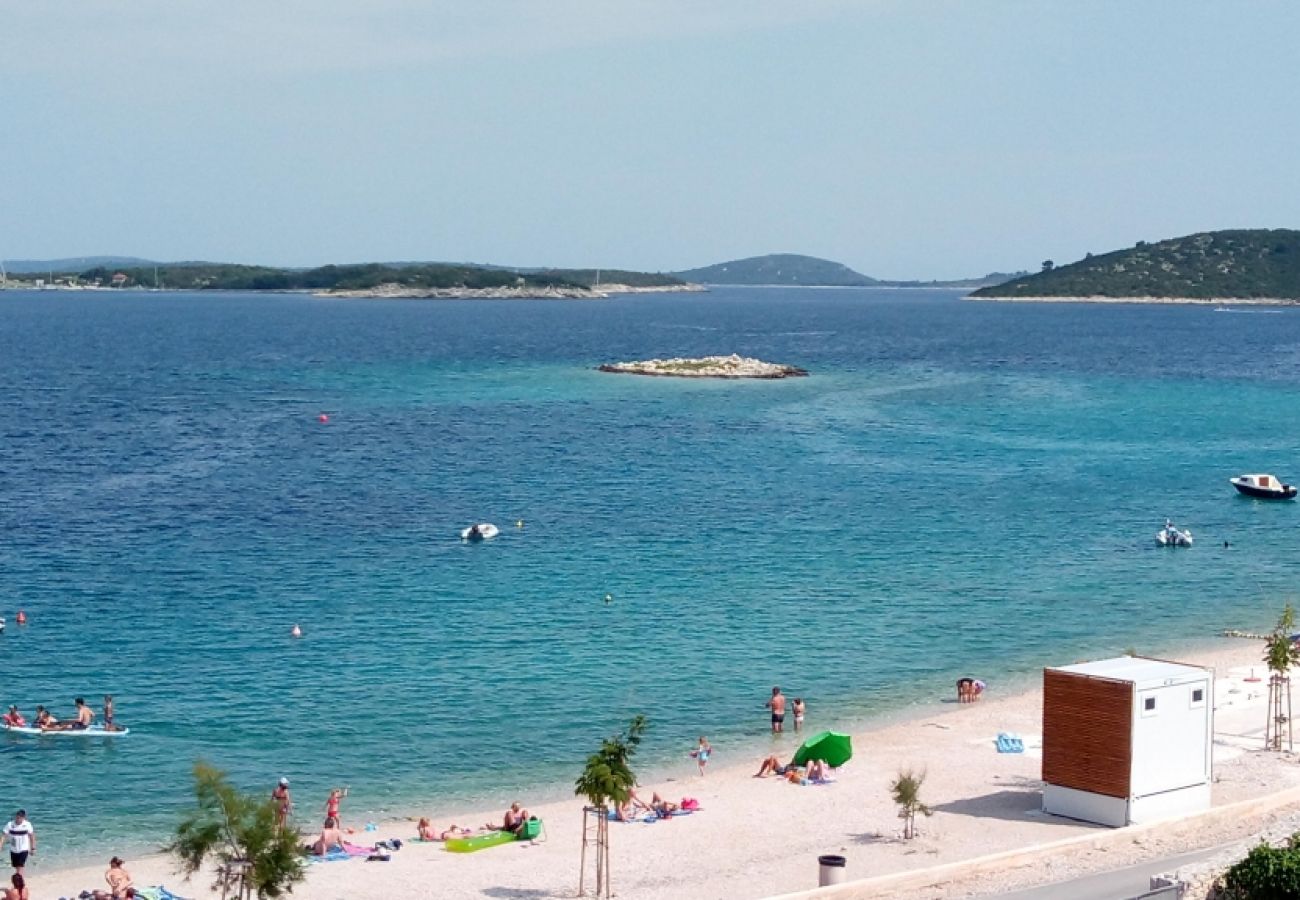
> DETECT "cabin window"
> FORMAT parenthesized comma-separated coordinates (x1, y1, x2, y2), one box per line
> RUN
(1191, 687, 1206, 708)
(1141, 695, 1158, 717)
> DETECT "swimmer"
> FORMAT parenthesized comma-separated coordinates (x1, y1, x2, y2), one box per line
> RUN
(793, 697, 806, 732)
(73, 697, 94, 730)
(766, 686, 786, 733)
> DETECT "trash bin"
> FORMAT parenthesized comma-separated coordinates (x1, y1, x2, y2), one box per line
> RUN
(818, 854, 846, 886)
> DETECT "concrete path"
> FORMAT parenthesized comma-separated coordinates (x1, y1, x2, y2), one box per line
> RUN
(987, 843, 1230, 900)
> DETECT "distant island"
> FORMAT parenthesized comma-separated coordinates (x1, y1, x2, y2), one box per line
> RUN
(971, 229, 1300, 303)
(0, 260, 697, 298)
(598, 354, 808, 379)
(673, 253, 1021, 289)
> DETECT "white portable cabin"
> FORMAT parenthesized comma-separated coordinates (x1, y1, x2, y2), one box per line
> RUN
(1041, 657, 1213, 827)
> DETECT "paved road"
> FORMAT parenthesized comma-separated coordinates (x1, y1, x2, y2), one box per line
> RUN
(989, 844, 1230, 900)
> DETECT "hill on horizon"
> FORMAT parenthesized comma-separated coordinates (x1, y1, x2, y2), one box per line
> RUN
(972, 229, 1300, 300)
(674, 253, 1022, 288)
(674, 253, 879, 286)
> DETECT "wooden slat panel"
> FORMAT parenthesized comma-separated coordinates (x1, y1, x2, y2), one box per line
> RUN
(1042, 669, 1132, 798)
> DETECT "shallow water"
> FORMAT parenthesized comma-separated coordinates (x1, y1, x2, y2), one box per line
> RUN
(1, 287, 1297, 858)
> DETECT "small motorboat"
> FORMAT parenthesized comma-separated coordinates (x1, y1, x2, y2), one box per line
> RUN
(1230, 474, 1297, 500)
(460, 523, 500, 542)
(1156, 519, 1193, 547)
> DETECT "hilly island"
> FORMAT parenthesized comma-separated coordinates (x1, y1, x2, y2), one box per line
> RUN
(972, 229, 1300, 302)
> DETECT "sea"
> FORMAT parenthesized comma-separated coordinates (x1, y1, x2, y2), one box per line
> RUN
(1, 286, 1298, 860)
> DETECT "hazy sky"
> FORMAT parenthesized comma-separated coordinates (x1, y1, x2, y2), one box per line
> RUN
(3, 1, 1297, 278)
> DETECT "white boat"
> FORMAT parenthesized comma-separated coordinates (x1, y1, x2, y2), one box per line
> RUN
(1230, 473, 1297, 500)
(1155, 519, 1193, 547)
(460, 523, 500, 542)
(2, 724, 129, 737)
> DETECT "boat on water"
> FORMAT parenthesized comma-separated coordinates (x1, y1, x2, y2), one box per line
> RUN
(1156, 519, 1193, 547)
(1230, 473, 1297, 500)
(2, 724, 129, 737)
(460, 523, 500, 542)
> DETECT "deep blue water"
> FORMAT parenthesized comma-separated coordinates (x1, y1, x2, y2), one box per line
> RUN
(1, 287, 1299, 858)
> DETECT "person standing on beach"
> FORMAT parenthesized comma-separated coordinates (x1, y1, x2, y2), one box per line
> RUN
(324, 787, 348, 827)
(271, 778, 292, 829)
(766, 686, 787, 733)
(690, 737, 711, 775)
(3, 810, 34, 877)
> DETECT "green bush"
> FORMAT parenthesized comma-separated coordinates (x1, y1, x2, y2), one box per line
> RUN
(1220, 839, 1300, 899)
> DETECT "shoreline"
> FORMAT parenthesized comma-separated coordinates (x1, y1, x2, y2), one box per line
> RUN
(32, 634, 1282, 899)
(319, 283, 706, 300)
(967, 294, 1300, 306)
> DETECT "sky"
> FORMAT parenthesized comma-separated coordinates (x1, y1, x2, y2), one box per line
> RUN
(2, 0, 1298, 279)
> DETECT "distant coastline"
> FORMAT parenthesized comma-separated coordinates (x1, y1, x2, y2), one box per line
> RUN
(969, 294, 1300, 306)
(320, 282, 706, 300)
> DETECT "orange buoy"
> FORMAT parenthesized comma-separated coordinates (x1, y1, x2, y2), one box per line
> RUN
(15, 611, 26, 625)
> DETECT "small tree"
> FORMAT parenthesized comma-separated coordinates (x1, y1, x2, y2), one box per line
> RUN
(890, 769, 932, 840)
(575, 715, 647, 897)
(1264, 604, 1300, 751)
(167, 762, 305, 900)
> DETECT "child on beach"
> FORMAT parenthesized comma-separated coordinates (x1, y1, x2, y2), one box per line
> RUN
(689, 736, 712, 775)
(793, 698, 805, 732)
(325, 787, 348, 827)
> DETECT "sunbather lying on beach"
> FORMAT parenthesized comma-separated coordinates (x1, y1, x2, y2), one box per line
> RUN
(650, 793, 678, 817)
(417, 818, 471, 841)
(805, 759, 830, 782)
(310, 817, 347, 856)
(754, 755, 796, 778)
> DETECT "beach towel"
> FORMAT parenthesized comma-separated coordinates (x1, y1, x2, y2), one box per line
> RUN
(996, 732, 1024, 754)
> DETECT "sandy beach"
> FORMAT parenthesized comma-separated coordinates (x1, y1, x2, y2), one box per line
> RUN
(31, 639, 1296, 900)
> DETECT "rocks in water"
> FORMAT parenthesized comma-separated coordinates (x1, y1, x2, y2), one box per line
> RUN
(597, 354, 809, 379)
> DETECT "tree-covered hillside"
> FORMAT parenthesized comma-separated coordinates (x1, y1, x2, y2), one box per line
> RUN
(972, 230, 1300, 300)
(54, 263, 680, 292)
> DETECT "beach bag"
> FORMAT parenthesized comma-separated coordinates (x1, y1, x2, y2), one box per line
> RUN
(681, 797, 700, 811)
(520, 817, 542, 840)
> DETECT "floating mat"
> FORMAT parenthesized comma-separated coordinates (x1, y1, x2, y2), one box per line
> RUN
(445, 830, 518, 853)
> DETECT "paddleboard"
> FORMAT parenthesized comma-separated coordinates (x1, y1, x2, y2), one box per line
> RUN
(1, 724, 129, 737)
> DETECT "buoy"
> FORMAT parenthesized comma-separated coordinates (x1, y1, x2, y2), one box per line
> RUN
(516, 520, 524, 529)
(603, 593, 613, 605)
(15, 611, 26, 625)
(318, 414, 329, 424)
(291, 624, 303, 638)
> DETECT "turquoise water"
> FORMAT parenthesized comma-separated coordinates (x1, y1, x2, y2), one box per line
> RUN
(1, 287, 1298, 858)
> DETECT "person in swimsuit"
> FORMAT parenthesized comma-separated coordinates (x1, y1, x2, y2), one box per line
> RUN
(72, 698, 94, 730)
(754, 754, 795, 777)
(310, 817, 346, 856)
(488, 802, 529, 835)
(324, 787, 348, 827)
(649, 793, 678, 818)
(103, 695, 116, 731)
(1, 708, 24, 728)
(690, 737, 712, 776)
(3, 873, 28, 900)
(805, 759, 830, 782)
(272, 778, 292, 829)
(418, 818, 470, 841)
(104, 856, 133, 899)
(766, 686, 786, 733)
(793, 698, 806, 732)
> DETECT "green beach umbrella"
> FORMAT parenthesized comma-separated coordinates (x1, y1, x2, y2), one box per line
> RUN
(793, 730, 853, 769)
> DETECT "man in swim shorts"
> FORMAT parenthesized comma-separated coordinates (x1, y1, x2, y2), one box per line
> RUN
(766, 686, 787, 733)
(72, 697, 94, 730)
